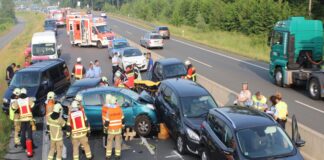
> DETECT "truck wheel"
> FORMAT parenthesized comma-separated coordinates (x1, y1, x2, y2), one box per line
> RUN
(308, 78, 321, 100)
(97, 41, 103, 49)
(135, 115, 152, 137)
(275, 68, 283, 87)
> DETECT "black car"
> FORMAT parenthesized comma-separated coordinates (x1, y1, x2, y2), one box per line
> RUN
(151, 58, 187, 82)
(155, 79, 218, 155)
(44, 19, 57, 35)
(2, 59, 70, 116)
(200, 106, 305, 160)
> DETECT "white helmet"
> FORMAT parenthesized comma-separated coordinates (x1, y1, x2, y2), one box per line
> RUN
(53, 103, 62, 113)
(71, 101, 79, 109)
(101, 76, 108, 82)
(47, 91, 55, 100)
(75, 94, 82, 101)
(20, 88, 27, 94)
(184, 60, 191, 66)
(13, 88, 21, 96)
(77, 57, 82, 62)
(115, 71, 121, 78)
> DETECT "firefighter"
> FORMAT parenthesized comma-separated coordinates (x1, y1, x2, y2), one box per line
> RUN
(45, 91, 56, 120)
(100, 76, 109, 86)
(71, 57, 86, 80)
(184, 60, 197, 82)
(10, 88, 21, 147)
(124, 65, 135, 89)
(11, 88, 35, 156)
(67, 101, 93, 160)
(47, 103, 66, 160)
(114, 71, 125, 88)
(102, 94, 124, 160)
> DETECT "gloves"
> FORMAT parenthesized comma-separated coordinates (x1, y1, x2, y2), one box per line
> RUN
(104, 121, 109, 128)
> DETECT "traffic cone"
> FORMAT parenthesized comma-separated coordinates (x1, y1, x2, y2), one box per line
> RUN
(158, 123, 169, 140)
(26, 139, 33, 157)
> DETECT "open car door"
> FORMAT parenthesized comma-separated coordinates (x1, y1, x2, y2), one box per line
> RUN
(292, 115, 306, 147)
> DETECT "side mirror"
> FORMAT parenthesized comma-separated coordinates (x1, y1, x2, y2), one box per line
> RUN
(295, 140, 305, 147)
(42, 80, 48, 86)
(122, 102, 131, 108)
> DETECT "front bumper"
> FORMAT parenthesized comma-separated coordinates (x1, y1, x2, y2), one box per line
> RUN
(185, 137, 200, 155)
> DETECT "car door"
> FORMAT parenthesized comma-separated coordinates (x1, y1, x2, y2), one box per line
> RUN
(110, 92, 134, 127)
(152, 62, 163, 82)
(82, 92, 103, 128)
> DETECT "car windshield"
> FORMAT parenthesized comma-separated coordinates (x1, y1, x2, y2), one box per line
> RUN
(163, 64, 187, 78)
(96, 25, 109, 33)
(237, 125, 294, 159)
(32, 43, 56, 56)
(123, 49, 142, 57)
(120, 89, 139, 100)
(181, 95, 218, 118)
(159, 27, 169, 30)
(150, 35, 162, 39)
(114, 41, 129, 49)
(66, 86, 81, 97)
(45, 20, 56, 27)
(10, 72, 40, 87)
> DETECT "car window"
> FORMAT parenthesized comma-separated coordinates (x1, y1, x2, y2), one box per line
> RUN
(272, 31, 283, 45)
(48, 66, 61, 82)
(208, 115, 234, 148)
(164, 64, 187, 78)
(150, 35, 162, 39)
(181, 96, 218, 118)
(83, 94, 102, 106)
(108, 93, 132, 107)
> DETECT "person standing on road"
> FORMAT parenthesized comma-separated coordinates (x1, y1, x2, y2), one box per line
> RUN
(146, 52, 154, 79)
(11, 88, 36, 154)
(266, 95, 277, 117)
(124, 65, 135, 89)
(251, 91, 267, 111)
(10, 88, 21, 147)
(274, 92, 288, 129)
(114, 71, 125, 88)
(47, 103, 66, 160)
(6, 63, 16, 86)
(94, 59, 102, 78)
(85, 62, 95, 78)
(112, 52, 121, 79)
(72, 57, 86, 80)
(67, 101, 93, 160)
(235, 82, 252, 107)
(15, 65, 21, 73)
(45, 92, 56, 121)
(184, 60, 197, 82)
(102, 95, 124, 160)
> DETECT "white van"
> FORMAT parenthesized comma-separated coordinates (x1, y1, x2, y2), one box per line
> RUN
(31, 31, 62, 61)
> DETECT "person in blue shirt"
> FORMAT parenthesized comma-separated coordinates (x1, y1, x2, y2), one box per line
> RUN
(146, 52, 154, 79)
(93, 60, 102, 78)
(86, 62, 95, 78)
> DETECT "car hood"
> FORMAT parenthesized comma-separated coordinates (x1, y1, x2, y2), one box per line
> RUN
(4, 85, 39, 100)
(183, 117, 204, 132)
(122, 56, 146, 64)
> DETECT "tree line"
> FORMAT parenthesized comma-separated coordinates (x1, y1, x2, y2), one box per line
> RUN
(0, 0, 16, 23)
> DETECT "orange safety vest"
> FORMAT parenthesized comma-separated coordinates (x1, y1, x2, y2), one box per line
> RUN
(124, 72, 135, 88)
(74, 64, 83, 79)
(69, 110, 88, 133)
(46, 99, 55, 117)
(186, 67, 197, 82)
(17, 98, 32, 119)
(103, 105, 123, 131)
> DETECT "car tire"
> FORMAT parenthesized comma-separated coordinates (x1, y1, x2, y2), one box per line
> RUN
(176, 135, 187, 155)
(135, 115, 152, 137)
(201, 148, 210, 160)
(274, 67, 284, 87)
(308, 78, 321, 100)
(97, 41, 103, 49)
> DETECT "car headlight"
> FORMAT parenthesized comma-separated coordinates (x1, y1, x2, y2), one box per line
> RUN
(186, 128, 200, 142)
(3, 98, 8, 103)
(145, 104, 155, 110)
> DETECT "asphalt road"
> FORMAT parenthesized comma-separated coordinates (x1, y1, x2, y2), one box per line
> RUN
(0, 18, 25, 50)
(107, 17, 324, 134)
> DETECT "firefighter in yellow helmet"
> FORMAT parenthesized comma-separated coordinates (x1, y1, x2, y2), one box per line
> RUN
(45, 91, 56, 120)
(67, 101, 93, 160)
(10, 88, 21, 147)
(47, 103, 66, 160)
(102, 94, 124, 160)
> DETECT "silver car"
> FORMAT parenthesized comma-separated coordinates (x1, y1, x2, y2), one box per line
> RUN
(140, 32, 163, 49)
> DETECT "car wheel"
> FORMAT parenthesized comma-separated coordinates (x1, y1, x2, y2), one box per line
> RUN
(135, 115, 152, 137)
(201, 148, 210, 160)
(97, 41, 103, 49)
(37, 103, 46, 117)
(176, 135, 187, 154)
(274, 67, 283, 87)
(308, 78, 321, 100)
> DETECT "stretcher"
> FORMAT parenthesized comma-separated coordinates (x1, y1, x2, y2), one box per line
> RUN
(134, 79, 160, 96)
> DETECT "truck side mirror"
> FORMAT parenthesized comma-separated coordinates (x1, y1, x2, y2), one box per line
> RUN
(295, 140, 305, 147)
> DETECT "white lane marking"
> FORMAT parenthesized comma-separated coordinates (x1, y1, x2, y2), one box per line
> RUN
(188, 57, 213, 68)
(140, 136, 155, 155)
(165, 155, 179, 158)
(173, 150, 184, 160)
(111, 17, 268, 71)
(126, 31, 132, 35)
(295, 100, 324, 114)
(42, 118, 49, 160)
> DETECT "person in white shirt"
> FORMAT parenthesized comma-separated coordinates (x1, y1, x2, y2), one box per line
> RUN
(112, 52, 120, 79)
(235, 82, 252, 107)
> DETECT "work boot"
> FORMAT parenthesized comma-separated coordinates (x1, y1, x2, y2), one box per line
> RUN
(105, 156, 111, 160)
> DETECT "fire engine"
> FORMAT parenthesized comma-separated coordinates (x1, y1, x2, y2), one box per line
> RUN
(69, 16, 115, 48)
(49, 10, 65, 27)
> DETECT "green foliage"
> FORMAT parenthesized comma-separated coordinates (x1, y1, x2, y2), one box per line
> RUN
(195, 12, 208, 32)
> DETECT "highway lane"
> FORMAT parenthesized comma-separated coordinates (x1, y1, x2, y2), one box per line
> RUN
(0, 18, 25, 50)
(107, 17, 324, 134)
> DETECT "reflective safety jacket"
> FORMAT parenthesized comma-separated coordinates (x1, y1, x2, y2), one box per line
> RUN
(68, 109, 88, 135)
(102, 104, 124, 134)
(275, 101, 288, 120)
(252, 95, 267, 111)
(17, 98, 33, 121)
(124, 72, 135, 88)
(114, 78, 125, 88)
(46, 99, 55, 118)
(74, 64, 84, 79)
(47, 116, 66, 141)
(186, 67, 197, 82)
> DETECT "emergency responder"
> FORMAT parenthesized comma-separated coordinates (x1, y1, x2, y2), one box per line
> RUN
(184, 60, 197, 82)
(45, 92, 56, 120)
(47, 103, 66, 160)
(67, 101, 93, 160)
(124, 65, 135, 89)
(72, 57, 86, 80)
(10, 88, 21, 147)
(100, 76, 109, 86)
(102, 94, 124, 160)
(112, 52, 120, 79)
(114, 71, 125, 88)
(251, 91, 267, 111)
(11, 88, 35, 154)
(274, 92, 288, 129)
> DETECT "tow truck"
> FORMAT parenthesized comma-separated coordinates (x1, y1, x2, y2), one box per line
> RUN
(269, 17, 324, 99)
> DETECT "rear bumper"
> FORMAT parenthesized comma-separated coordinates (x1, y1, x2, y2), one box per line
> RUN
(149, 43, 163, 48)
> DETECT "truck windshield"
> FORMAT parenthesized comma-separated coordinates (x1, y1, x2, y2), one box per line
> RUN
(32, 43, 56, 56)
(237, 125, 294, 159)
(96, 25, 109, 33)
(10, 72, 40, 87)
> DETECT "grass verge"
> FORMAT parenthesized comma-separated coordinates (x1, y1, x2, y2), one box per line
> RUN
(0, 12, 44, 158)
(0, 22, 15, 36)
(108, 13, 270, 62)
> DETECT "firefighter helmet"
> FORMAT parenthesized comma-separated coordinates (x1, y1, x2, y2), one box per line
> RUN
(20, 88, 27, 94)
(47, 91, 55, 100)
(13, 88, 21, 96)
(109, 96, 117, 105)
(75, 94, 82, 102)
(185, 60, 191, 66)
(101, 76, 108, 82)
(53, 103, 62, 113)
(115, 71, 121, 78)
(71, 101, 79, 109)
(77, 57, 82, 62)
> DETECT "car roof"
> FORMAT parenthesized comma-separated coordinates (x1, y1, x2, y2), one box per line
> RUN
(18, 59, 64, 73)
(71, 78, 101, 87)
(210, 106, 277, 130)
(79, 86, 122, 95)
(32, 31, 56, 44)
(157, 58, 184, 66)
(162, 79, 210, 97)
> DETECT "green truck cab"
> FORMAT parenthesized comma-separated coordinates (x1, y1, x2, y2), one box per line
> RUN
(269, 17, 324, 99)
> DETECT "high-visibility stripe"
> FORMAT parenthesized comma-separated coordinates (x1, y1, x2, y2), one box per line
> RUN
(110, 120, 121, 123)
(109, 123, 122, 126)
